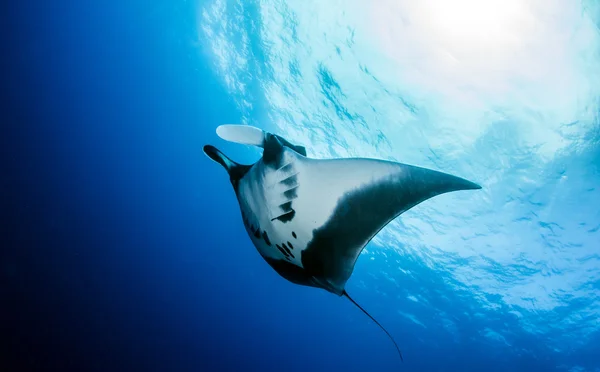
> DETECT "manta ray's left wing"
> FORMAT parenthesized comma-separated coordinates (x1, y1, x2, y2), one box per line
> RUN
(292, 155, 481, 295)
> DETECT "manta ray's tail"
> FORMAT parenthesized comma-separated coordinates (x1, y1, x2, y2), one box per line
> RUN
(343, 290, 404, 363)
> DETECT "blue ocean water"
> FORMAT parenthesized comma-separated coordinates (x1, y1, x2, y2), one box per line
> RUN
(3, 0, 600, 371)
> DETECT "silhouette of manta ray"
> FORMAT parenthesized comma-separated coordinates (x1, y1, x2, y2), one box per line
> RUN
(204, 124, 482, 363)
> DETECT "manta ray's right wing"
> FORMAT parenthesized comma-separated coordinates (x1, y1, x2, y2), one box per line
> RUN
(293, 156, 482, 295)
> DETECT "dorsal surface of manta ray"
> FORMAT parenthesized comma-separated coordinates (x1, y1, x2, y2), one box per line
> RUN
(204, 124, 481, 363)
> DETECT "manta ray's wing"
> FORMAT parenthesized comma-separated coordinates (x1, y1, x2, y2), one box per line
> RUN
(293, 155, 481, 295)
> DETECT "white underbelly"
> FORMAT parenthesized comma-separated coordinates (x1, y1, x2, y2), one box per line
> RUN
(240, 204, 308, 266)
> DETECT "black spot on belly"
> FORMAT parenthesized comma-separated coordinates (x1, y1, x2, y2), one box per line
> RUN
(276, 244, 289, 257)
(254, 228, 261, 239)
(281, 244, 294, 258)
(275, 210, 295, 223)
(262, 231, 272, 246)
(287, 241, 294, 249)
(292, 231, 297, 239)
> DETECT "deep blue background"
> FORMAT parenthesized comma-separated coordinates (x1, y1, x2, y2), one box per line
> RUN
(3, 1, 256, 370)
(3, 1, 599, 371)
(3, 1, 380, 371)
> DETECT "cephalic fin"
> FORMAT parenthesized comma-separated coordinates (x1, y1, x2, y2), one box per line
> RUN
(216, 124, 307, 157)
(217, 124, 266, 147)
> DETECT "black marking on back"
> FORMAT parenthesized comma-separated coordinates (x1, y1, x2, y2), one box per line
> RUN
(292, 231, 297, 239)
(287, 241, 294, 249)
(254, 229, 261, 239)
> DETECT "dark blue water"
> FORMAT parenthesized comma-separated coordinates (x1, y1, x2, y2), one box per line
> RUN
(3, 1, 600, 371)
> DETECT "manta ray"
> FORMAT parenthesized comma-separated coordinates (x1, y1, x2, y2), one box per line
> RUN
(204, 124, 481, 363)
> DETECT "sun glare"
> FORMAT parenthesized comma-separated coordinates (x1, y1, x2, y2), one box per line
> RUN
(400, 0, 538, 76)
(366, 0, 598, 122)
(425, 0, 529, 47)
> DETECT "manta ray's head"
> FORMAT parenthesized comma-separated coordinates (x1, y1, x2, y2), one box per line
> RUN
(203, 145, 251, 191)
(203, 125, 307, 189)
